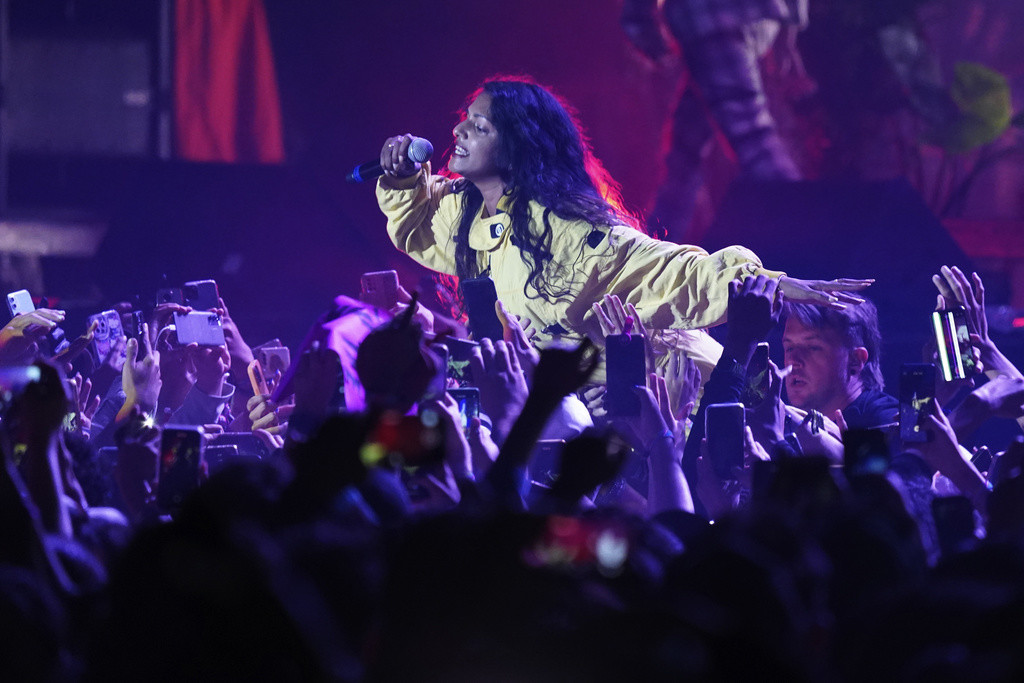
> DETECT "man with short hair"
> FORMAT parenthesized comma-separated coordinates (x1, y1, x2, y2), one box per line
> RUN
(782, 299, 897, 429)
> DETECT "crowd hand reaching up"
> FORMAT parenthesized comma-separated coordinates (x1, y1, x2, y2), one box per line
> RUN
(496, 300, 540, 382)
(117, 326, 161, 422)
(724, 276, 784, 363)
(380, 134, 424, 178)
(746, 359, 789, 446)
(530, 338, 600, 405)
(147, 302, 190, 349)
(695, 426, 770, 519)
(0, 308, 66, 363)
(467, 416, 499, 481)
(51, 318, 100, 368)
(112, 407, 160, 521)
(777, 276, 872, 310)
(948, 375, 1024, 439)
(215, 297, 255, 383)
(391, 285, 435, 336)
(247, 394, 285, 433)
(422, 394, 473, 486)
(910, 397, 990, 513)
(469, 338, 528, 443)
(932, 265, 1022, 381)
(67, 373, 100, 438)
(666, 352, 701, 424)
(612, 373, 678, 453)
(593, 293, 657, 371)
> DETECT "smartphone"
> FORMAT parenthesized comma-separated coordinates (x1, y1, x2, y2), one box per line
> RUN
(444, 337, 479, 386)
(155, 287, 184, 306)
(173, 311, 226, 347)
(360, 270, 400, 311)
(932, 306, 975, 382)
(360, 410, 445, 469)
(605, 333, 646, 416)
(842, 428, 890, 478)
(446, 387, 480, 434)
(204, 444, 240, 476)
(256, 346, 291, 379)
(88, 310, 126, 368)
(156, 426, 204, 512)
(183, 279, 220, 311)
(208, 432, 271, 459)
(899, 363, 936, 444)
(125, 310, 148, 360)
(741, 342, 771, 408)
(932, 495, 977, 556)
(705, 402, 745, 480)
(247, 359, 270, 396)
(459, 276, 503, 342)
(530, 439, 567, 485)
(6, 289, 34, 318)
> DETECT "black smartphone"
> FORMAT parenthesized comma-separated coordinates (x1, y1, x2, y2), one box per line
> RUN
(932, 495, 976, 556)
(183, 279, 220, 311)
(157, 426, 203, 512)
(842, 428, 890, 478)
(173, 311, 226, 347)
(446, 387, 480, 434)
(899, 363, 936, 444)
(360, 270, 400, 311)
(361, 410, 445, 470)
(125, 310, 148, 360)
(459, 276, 503, 341)
(705, 402, 745, 480)
(932, 307, 975, 381)
(741, 342, 771, 408)
(605, 333, 646, 416)
(155, 287, 184, 306)
(208, 431, 271, 459)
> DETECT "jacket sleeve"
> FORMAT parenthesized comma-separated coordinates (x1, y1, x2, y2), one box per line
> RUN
(571, 225, 785, 331)
(375, 165, 462, 276)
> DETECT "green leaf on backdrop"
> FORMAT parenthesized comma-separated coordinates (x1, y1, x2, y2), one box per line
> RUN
(923, 61, 1012, 153)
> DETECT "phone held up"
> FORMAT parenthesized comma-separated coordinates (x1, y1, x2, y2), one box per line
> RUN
(459, 276, 504, 342)
(360, 270, 400, 312)
(605, 333, 646, 417)
(899, 363, 936, 444)
(705, 402, 745, 480)
(156, 425, 204, 513)
(932, 305, 975, 382)
(173, 311, 226, 347)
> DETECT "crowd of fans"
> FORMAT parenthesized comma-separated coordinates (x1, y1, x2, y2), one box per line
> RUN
(1, 262, 1023, 682)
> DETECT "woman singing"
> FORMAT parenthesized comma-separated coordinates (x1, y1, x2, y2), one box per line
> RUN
(374, 75, 868, 383)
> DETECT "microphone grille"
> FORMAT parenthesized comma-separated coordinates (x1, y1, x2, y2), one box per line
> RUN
(408, 137, 434, 164)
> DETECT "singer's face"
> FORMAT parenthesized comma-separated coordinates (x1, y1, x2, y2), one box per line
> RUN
(450, 93, 503, 186)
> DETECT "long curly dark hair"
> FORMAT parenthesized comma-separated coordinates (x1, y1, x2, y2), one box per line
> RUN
(449, 76, 636, 301)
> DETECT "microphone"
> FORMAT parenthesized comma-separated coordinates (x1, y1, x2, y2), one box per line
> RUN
(346, 137, 434, 183)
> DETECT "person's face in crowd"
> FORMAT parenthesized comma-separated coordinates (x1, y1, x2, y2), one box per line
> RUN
(449, 92, 503, 187)
(782, 317, 857, 413)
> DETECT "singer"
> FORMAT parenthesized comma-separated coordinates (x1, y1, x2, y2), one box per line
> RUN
(374, 75, 869, 384)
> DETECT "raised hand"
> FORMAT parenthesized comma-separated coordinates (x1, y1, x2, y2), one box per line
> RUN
(380, 134, 424, 178)
(0, 308, 66, 363)
(530, 338, 600, 404)
(778, 276, 872, 310)
(725, 276, 783, 359)
(469, 338, 528, 443)
(118, 324, 161, 421)
(497, 300, 540, 381)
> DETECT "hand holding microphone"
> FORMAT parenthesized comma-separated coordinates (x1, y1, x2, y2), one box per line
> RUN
(347, 134, 433, 182)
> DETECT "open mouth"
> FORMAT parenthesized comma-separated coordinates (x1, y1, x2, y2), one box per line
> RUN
(453, 145, 468, 157)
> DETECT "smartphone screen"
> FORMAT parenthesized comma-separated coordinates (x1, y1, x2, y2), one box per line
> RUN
(459, 277, 503, 342)
(445, 387, 480, 433)
(360, 270, 399, 311)
(741, 342, 771, 408)
(842, 428, 890, 478)
(605, 333, 646, 416)
(157, 426, 203, 512)
(899, 363, 936, 443)
(705, 402, 745, 480)
(444, 338, 479, 386)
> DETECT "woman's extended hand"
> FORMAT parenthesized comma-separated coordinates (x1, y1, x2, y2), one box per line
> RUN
(778, 276, 873, 309)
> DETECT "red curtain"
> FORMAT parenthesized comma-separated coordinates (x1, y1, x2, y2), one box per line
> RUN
(174, 0, 285, 163)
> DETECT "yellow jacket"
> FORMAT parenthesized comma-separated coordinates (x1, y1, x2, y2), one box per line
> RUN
(377, 168, 784, 385)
